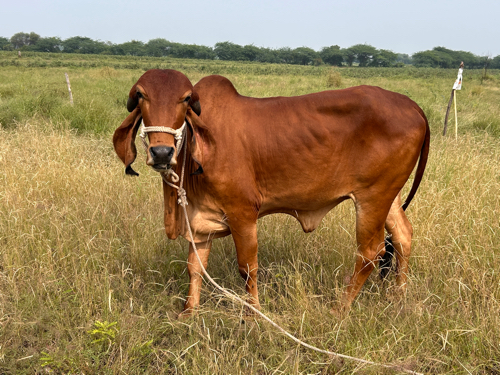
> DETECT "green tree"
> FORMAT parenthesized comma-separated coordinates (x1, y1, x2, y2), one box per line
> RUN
(396, 53, 412, 65)
(413, 49, 453, 68)
(214, 41, 245, 61)
(191, 44, 215, 59)
(145, 38, 172, 57)
(29, 32, 40, 46)
(412, 47, 484, 69)
(116, 40, 145, 56)
(0, 36, 12, 50)
(32, 37, 62, 52)
(320, 45, 344, 66)
(168, 43, 214, 59)
(370, 49, 397, 67)
(10, 32, 28, 49)
(10, 32, 40, 49)
(343, 48, 357, 66)
(489, 55, 500, 69)
(62, 36, 85, 53)
(277, 47, 294, 64)
(255, 47, 280, 63)
(170, 43, 199, 59)
(62, 36, 108, 54)
(290, 47, 319, 65)
(242, 44, 260, 61)
(433, 47, 481, 68)
(348, 44, 378, 67)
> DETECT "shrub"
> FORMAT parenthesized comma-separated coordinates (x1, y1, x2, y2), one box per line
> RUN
(326, 70, 342, 88)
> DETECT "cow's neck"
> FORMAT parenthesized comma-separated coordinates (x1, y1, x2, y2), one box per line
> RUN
(161, 131, 199, 240)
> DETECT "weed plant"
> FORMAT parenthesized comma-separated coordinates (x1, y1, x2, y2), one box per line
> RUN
(0, 52, 499, 374)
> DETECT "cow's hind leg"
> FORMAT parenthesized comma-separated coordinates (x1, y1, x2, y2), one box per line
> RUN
(180, 240, 212, 317)
(383, 193, 413, 293)
(340, 200, 388, 310)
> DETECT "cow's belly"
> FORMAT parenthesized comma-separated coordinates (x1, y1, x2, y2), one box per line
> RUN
(259, 196, 349, 233)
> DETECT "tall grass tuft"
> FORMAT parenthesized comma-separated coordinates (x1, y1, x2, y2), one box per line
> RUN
(326, 69, 342, 88)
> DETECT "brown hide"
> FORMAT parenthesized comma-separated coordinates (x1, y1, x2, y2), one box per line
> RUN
(192, 76, 428, 231)
(114, 70, 430, 316)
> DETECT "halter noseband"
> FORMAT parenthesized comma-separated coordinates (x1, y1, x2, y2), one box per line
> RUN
(138, 119, 187, 183)
(138, 120, 186, 155)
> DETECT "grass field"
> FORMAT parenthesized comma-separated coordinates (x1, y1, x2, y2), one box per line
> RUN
(0, 52, 499, 374)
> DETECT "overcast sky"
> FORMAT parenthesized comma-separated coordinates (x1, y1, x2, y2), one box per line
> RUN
(3, 0, 499, 57)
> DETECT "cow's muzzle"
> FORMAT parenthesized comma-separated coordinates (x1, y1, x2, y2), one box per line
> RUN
(139, 120, 186, 179)
(150, 146, 175, 170)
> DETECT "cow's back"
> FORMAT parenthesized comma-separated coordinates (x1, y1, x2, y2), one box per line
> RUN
(194, 76, 424, 144)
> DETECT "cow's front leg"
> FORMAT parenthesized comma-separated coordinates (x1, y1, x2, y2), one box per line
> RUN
(230, 220, 261, 311)
(179, 240, 212, 317)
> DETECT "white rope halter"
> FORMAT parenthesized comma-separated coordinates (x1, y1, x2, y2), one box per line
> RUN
(139, 119, 187, 183)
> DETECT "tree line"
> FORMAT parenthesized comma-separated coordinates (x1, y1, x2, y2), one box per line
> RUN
(1, 32, 498, 69)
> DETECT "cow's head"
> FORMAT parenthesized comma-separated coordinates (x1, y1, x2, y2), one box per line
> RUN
(113, 69, 201, 176)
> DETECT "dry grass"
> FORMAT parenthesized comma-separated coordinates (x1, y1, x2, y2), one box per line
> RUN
(0, 60, 500, 374)
(326, 70, 343, 88)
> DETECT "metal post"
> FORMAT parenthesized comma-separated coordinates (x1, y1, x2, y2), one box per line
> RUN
(65, 73, 74, 105)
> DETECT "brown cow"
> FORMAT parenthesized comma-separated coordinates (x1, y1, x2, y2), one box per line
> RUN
(113, 69, 429, 316)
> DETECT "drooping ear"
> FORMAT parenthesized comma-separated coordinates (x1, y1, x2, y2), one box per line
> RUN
(127, 84, 139, 112)
(112, 108, 142, 176)
(185, 107, 214, 171)
(188, 91, 201, 116)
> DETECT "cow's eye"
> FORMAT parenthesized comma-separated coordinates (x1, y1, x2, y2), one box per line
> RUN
(184, 95, 191, 102)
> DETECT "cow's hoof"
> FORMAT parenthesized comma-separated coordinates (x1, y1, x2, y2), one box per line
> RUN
(177, 307, 196, 320)
(242, 302, 261, 318)
(330, 302, 351, 318)
(386, 284, 407, 303)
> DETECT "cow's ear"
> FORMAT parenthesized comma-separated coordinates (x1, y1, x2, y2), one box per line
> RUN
(185, 108, 213, 170)
(113, 108, 142, 176)
(127, 84, 139, 112)
(188, 91, 201, 116)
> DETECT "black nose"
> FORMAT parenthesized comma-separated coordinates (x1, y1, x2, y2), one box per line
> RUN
(150, 146, 174, 165)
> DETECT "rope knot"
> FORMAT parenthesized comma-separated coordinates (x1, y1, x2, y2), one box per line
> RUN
(177, 188, 188, 206)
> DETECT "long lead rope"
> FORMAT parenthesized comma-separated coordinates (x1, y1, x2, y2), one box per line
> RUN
(150, 127, 423, 375)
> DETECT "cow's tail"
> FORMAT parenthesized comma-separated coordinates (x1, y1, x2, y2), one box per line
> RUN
(380, 112, 430, 279)
(401, 115, 430, 212)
